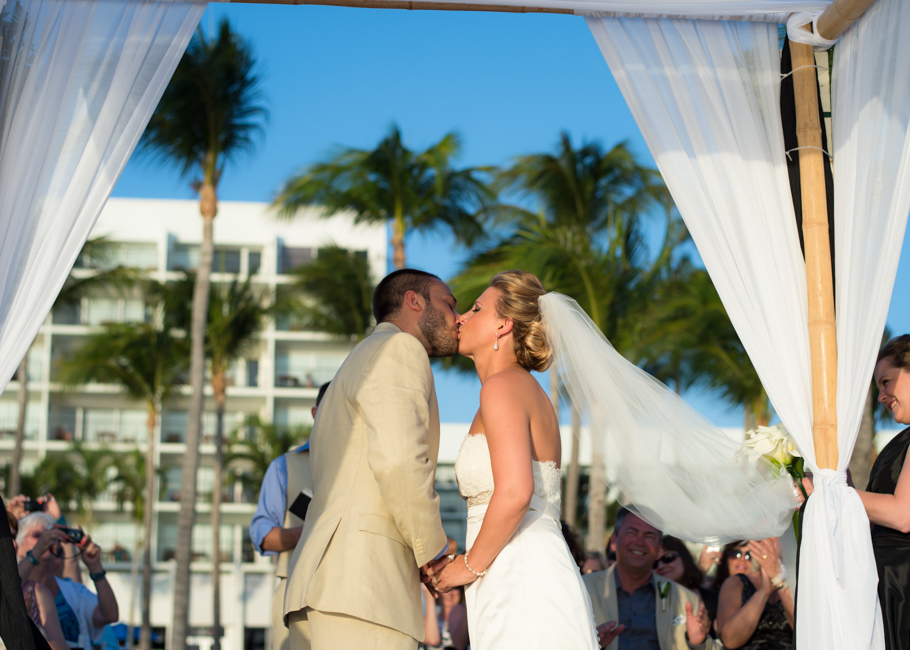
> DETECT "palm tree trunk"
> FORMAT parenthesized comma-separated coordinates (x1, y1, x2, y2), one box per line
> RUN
(565, 408, 581, 528)
(391, 214, 406, 270)
(211, 378, 226, 650)
(173, 185, 217, 650)
(127, 530, 141, 650)
(141, 409, 158, 650)
(850, 386, 876, 491)
(585, 447, 607, 552)
(10, 355, 28, 495)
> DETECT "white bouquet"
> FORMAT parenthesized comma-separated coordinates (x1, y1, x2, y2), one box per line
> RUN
(736, 423, 807, 499)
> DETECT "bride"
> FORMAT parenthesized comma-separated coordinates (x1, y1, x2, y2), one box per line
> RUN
(430, 270, 599, 649)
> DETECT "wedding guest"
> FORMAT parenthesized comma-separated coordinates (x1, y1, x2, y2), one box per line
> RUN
(714, 539, 793, 649)
(582, 551, 607, 575)
(656, 536, 718, 634)
(249, 381, 329, 650)
(803, 334, 910, 650)
(419, 584, 441, 649)
(7, 512, 68, 650)
(436, 587, 469, 650)
(560, 519, 586, 569)
(16, 513, 118, 647)
(582, 508, 715, 649)
(605, 530, 617, 568)
(8, 494, 83, 582)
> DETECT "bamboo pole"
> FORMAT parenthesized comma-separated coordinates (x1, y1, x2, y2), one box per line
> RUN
(817, 0, 878, 40)
(789, 38, 838, 470)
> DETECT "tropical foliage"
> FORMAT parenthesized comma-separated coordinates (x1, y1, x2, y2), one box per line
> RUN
(274, 124, 493, 269)
(59, 322, 188, 650)
(281, 245, 376, 340)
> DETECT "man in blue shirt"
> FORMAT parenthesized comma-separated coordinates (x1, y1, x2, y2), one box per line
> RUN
(250, 382, 329, 650)
(583, 508, 716, 650)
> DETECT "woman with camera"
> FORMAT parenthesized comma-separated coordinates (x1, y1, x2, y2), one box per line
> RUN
(16, 512, 119, 648)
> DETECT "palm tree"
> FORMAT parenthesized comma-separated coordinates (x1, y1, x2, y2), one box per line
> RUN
(108, 449, 153, 650)
(449, 133, 678, 550)
(224, 417, 311, 501)
(274, 124, 492, 269)
(158, 274, 270, 648)
(59, 323, 189, 650)
(9, 238, 137, 496)
(138, 19, 266, 650)
(280, 245, 376, 341)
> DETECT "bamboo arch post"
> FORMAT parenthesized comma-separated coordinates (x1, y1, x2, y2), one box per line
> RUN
(789, 0, 876, 470)
(789, 37, 839, 470)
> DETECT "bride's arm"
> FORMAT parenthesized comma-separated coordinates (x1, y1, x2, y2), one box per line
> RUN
(436, 375, 534, 588)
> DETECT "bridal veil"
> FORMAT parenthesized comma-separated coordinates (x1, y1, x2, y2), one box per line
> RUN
(539, 292, 798, 544)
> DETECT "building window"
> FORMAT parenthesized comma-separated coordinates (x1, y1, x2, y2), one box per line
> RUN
(161, 410, 188, 444)
(212, 248, 241, 274)
(49, 407, 77, 442)
(83, 409, 116, 443)
(0, 402, 40, 440)
(248, 251, 262, 275)
(279, 247, 313, 274)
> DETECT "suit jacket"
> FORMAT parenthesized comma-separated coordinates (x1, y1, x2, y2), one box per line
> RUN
(583, 565, 719, 650)
(283, 322, 448, 641)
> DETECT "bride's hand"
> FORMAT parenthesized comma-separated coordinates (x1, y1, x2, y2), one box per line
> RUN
(433, 554, 479, 593)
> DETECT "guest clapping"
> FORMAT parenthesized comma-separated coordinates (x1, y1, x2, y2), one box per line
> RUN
(715, 539, 793, 649)
(656, 536, 717, 632)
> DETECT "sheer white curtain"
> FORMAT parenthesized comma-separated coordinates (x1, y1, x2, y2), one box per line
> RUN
(0, 0, 205, 394)
(795, 0, 910, 646)
(586, 13, 895, 649)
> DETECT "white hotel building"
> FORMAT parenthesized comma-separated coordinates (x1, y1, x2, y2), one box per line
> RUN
(0, 197, 472, 650)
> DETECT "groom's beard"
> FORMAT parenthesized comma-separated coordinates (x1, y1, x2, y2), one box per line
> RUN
(419, 303, 459, 358)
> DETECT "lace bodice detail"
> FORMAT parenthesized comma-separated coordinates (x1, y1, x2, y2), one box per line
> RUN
(454, 433, 561, 509)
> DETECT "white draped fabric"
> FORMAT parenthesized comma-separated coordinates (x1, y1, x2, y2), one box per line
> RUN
(588, 0, 910, 645)
(0, 0, 205, 395)
(797, 0, 910, 647)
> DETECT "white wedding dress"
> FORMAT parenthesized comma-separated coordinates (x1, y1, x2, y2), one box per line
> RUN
(454, 433, 599, 649)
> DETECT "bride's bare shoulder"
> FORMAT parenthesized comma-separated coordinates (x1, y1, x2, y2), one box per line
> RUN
(481, 368, 537, 393)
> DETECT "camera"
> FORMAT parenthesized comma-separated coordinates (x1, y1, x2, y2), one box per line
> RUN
(23, 499, 44, 513)
(63, 528, 84, 545)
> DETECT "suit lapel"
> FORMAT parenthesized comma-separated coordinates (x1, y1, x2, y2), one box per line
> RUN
(603, 565, 619, 625)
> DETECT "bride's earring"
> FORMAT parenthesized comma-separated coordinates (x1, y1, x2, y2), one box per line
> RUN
(493, 332, 499, 351)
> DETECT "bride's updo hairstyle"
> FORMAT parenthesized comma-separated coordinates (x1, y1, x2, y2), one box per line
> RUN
(489, 270, 552, 372)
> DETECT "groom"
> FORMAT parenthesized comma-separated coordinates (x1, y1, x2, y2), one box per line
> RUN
(284, 269, 459, 650)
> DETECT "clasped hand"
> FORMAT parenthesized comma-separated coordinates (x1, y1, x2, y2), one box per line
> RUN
(420, 539, 478, 596)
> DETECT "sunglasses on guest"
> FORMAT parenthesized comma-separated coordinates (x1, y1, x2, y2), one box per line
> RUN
(652, 552, 680, 569)
(725, 549, 752, 560)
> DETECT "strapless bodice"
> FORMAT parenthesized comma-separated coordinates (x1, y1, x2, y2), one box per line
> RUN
(454, 433, 561, 509)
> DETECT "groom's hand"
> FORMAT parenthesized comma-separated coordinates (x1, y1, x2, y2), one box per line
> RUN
(423, 538, 458, 580)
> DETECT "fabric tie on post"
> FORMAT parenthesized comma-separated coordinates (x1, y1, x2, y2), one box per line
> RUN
(787, 12, 840, 51)
(798, 469, 883, 648)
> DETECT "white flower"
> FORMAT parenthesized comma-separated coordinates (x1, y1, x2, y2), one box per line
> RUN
(735, 423, 801, 471)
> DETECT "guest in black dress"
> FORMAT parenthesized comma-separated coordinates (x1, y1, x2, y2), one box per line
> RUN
(863, 335, 910, 650)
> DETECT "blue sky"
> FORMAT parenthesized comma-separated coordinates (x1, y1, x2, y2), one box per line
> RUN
(112, 5, 910, 426)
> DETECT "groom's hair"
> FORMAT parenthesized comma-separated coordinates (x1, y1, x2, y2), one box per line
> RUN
(372, 269, 442, 322)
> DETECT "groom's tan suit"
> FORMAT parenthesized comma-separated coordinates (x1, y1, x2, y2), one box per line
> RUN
(283, 322, 448, 649)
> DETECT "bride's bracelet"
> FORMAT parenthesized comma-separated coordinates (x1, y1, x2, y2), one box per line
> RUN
(464, 551, 487, 578)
